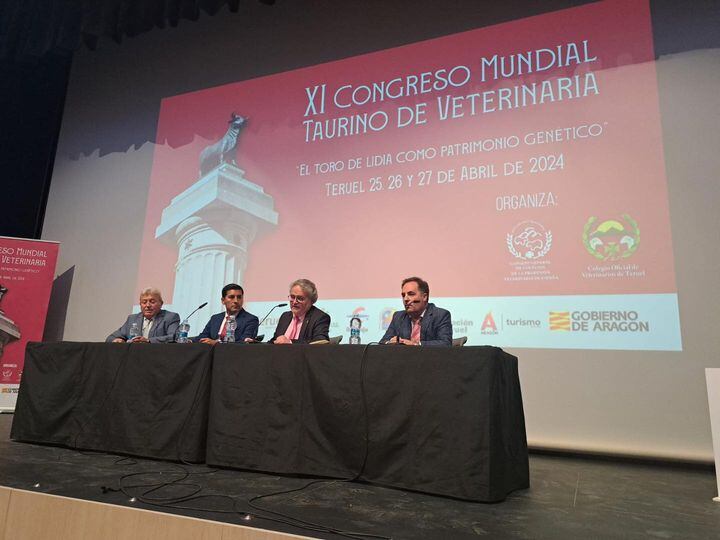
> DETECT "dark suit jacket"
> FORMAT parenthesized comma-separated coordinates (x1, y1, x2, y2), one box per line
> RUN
(271, 305, 331, 344)
(379, 303, 452, 346)
(196, 309, 259, 342)
(106, 309, 180, 343)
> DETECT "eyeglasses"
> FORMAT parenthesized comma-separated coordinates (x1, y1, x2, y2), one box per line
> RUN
(288, 294, 307, 303)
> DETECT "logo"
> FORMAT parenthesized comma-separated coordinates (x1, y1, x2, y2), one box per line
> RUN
(1, 370, 12, 379)
(380, 308, 394, 330)
(549, 310, 649, 332)
(549, 311, 571, 331)
(507, 220, 552, 260)
(480, 312, 498, 335)
(583, 214, 640, 261)
(505, 317, 541, 328)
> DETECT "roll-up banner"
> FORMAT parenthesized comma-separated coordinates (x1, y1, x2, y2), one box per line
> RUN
(0, 236, 59, 412)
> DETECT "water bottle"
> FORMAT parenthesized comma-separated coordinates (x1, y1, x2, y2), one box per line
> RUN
(349, 317, 361, 345)
(128, 322, 140, 342)
(176, 319, 190, 343)
(225, 315, 236, 343)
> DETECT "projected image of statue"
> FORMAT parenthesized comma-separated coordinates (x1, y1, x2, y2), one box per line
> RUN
(0, 285, 21, 359)
(155, 112, 278, 319)
(199, 113, 247, 177)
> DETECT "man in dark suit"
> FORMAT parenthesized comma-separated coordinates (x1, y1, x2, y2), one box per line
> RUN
(380, 277, 452, 346)
(106, 288, 180, 343)
(271, 278, 330, 344)
(196, 283, 259, 344)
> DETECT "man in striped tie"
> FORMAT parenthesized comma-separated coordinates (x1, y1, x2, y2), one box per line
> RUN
(380, 277, 452, 346)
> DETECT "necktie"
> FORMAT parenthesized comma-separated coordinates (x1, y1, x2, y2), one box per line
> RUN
(285, 316, 302, 340)
(411, 317, 422, 343)
(142, 318, 152, 338)
(219, 316, 229, 339)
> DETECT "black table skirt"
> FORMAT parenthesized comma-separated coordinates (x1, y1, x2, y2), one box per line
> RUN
(207, 345, 529, 502)
(11, 342, 528, 501)
(11, 342, 212, 462)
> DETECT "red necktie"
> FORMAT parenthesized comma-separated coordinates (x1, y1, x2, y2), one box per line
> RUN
(219, 316, 229, 339)
(411, 318, 422, 342)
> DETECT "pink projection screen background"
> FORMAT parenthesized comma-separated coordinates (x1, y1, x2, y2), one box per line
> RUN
(136, 0, 681, 350)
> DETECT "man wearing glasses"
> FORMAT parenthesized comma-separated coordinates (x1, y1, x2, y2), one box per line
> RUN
(271, 278, 330, 344)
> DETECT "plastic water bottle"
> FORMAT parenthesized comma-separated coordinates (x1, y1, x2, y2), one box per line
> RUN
(128, 322, 140, 342)
(350, 327, 360, 344)
(225, 315, 236, 343)
(176, 320, 190, 343)
(349, 317, 361, 345)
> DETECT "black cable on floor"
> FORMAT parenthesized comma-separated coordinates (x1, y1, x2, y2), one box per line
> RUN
(115, 465, 389, 539)
(101, 343, 390, 539)
(243, 342, 390, 540)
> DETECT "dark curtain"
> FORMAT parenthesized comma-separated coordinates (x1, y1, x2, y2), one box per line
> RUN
(0, 0, 244, 62)
(0, 0, 248, 238)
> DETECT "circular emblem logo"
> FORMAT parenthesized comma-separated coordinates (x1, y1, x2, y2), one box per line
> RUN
(583, 214, 640, 261)
(507, 221, 552, 260)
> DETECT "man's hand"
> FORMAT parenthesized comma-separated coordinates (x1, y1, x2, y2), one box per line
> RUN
(199, 338, 218, 345)
(385, 336, 419, 346)
(129, 336, 150, 343)
(274, 335, 292, 345)
(112, 338, 125, 343)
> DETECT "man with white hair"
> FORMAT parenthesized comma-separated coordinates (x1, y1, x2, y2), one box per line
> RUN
(271, 278, 330, 344)
(106, 288, 180, 343)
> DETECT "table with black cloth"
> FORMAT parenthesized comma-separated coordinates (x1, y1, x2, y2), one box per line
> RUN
(207, 344, 529, 502)
(10, 342, 212, 462)
(11, 342, 528, 502)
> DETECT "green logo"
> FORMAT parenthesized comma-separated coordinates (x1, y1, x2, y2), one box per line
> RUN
(583, 214, 640, 261)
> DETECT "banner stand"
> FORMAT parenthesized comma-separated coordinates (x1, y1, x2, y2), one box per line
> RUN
(0, 236, 60, 412)
(705, 368, 720, 502)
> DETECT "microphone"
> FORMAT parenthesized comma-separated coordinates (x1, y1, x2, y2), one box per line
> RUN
(184, 302, 208, 321)
(250, 303, 288, 342)
(175, 302, 208, 343)
(258, 302, 287, 327)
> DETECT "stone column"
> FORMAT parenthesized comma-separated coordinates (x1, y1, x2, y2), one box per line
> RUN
(155, 164, 278, 319)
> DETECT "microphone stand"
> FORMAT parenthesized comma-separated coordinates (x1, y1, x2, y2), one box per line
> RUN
(252, 302, 288, 342)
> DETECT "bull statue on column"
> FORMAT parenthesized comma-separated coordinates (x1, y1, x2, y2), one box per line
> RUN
(199, 113, 248, 177)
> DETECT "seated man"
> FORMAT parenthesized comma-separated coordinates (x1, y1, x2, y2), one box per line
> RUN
(196, 283, 259, 344)
(380, 276, 452, 346)
(106, 288, 180, 343)
(271, 278, 330, 344)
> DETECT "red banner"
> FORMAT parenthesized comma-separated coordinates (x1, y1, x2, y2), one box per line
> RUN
(0, 236, 59, 410)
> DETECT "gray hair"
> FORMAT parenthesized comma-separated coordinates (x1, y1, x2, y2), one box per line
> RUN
(290, 278, 318, 304)
(139, 287, 164, 303)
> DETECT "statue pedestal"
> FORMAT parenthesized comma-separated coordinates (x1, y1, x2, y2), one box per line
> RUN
(156, 164, 278, 319)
